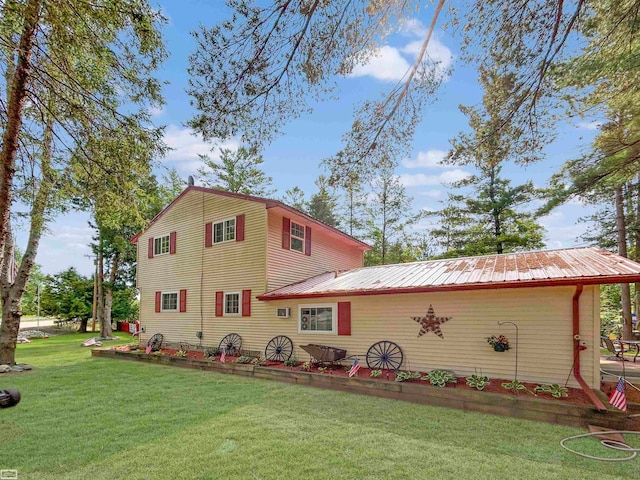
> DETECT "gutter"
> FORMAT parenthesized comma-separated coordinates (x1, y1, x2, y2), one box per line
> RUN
(572, 284, 606, 411)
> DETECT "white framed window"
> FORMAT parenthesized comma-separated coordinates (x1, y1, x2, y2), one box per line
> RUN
(290, 221, 305, 253)
(154, 235, 170, 255)
(161, 292, 178, 312)
(224, 292, 240, 316)
(299, 304, 337, 334)
(213, 217, 236, 243)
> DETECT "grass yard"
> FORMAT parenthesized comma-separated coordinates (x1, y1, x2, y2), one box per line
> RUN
(1, 334, 639, 479)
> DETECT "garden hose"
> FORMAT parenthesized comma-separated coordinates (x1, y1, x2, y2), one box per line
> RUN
(560, 431, 640, 461)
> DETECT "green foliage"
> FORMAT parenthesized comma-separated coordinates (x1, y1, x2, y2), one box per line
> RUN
(282, 187, 308, 213)
(307, 175, 339, 227)
(284, 358, 299, 367)
(197, 146, 274, 196)
(422, 370, 456, 388)
(535, 384, 569, 399)
(466, 374, 490, 391)
(502, 380, 529, 394)
(251, 356, 266, 366)
(176, 350, 187, 358)
(40, 268, 93, 322)
(205, 347, 222, 358)
(299, 362, 311, 371)
(369, 370, 382, 378)
(235, 356, 254, 364)
(394, 371, 422, 382)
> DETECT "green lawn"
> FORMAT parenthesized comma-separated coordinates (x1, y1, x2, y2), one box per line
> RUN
(1, 334, 639, 479)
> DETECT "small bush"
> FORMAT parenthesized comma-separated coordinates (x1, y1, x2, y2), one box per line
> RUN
(369, 370, 382, 378)
(284, 358, 298, 367)
(176, 350, 187, 357)
(466, 374, 490, 391)
(235, 356, 254, 364)
(502, 379, 529, 394)
(534, 384, 568, 398)
(205, 347, 222, 358)
(422, 370, 456, 387)
(299, 362, 311, 371)
(394, 371, 422, 382)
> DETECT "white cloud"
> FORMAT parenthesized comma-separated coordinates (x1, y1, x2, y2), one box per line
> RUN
(402, 149, 448, 169)
(161, 125, 239, 174)
(576, 121, 602, 131)
(349, 19, 453, 82)
(149, 105, 164, 117)
(399, 169, 470, 187)
(350, 45, 412, 82)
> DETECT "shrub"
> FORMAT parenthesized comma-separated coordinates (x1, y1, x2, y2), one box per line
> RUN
(466, 374, 490, 391)
(501, 379, 528, 394)
(205, 347, 222, 358)
(369, 370, 382, 378)
(534, 384, 568, 398)
(235, 356, 254, 364)
(284, 358, 298, 367)
(394, 371, 422, 382)
(422, 370, 456, 387)
(176, 350, 187, 357)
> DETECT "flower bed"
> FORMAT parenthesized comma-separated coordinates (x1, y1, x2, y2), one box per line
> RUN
(93, 346, 638, 430)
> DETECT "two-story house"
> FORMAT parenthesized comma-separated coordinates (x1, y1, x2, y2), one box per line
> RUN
(131, 186, 370, 357)
(133, 186, 640, 406)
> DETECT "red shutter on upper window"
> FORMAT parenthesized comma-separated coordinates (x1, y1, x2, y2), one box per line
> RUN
(215, 291, 224, 316)
(338, 301, 351, 336)
(205, 222, 213, 247)
(236, 214, 245, 242)
(169, 231, 177, 254)
(242, 289, 251, 316)
(305, 226, 312, 256)
(179, 289, 187, 312)
(155, 291, 161, 313)
(148, 237, 154, 259)
(282, 217, 291, 250)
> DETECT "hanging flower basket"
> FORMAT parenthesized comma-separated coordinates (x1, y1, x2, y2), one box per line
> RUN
(487, 335, 510, 352)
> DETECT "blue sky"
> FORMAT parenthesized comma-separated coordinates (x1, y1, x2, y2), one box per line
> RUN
(21, 1, 600, 277)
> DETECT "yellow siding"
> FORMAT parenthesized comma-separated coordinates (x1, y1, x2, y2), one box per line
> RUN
(230, 286, 599, 388)
(138, 189, 268, 347)
(266, 209, 364, 290)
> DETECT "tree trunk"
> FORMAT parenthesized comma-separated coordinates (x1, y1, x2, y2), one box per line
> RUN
(102, 253, 118, 338)
(0, 104, 53, 365)
(96, 235, 106, 337)
(615, 185, 633, 340)
(77, 318, 88, 333)
(0, 0, 41, 258)
(635, 176, 640, 331)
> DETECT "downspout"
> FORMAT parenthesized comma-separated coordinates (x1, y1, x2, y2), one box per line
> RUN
(572, 284, 606, 411)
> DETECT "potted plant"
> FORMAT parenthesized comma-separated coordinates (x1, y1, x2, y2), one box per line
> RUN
(487, 335, 511, 352)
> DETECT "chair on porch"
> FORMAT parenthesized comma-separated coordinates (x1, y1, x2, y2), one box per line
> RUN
(601, 336, 625, 361)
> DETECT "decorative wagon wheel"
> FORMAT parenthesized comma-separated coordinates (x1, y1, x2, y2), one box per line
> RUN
(218, 333, 242, 355)
(264, 336, 294, 362)
(146, 333, 163, 352)
(366, 341, 403, 371)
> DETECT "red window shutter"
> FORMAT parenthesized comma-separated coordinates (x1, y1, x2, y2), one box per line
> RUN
(148, 237, 154, 259)
(338, 301, 351, 336)
(236, 214, 245, 242)
(179, 289, 187, 312)
(215, 291, 224, 316)
(169, 231, 177, 254)
(282, 217, 290, 250)
(205, 222, 213, 247)
(155, 291, 161, 313)
(305, 226, 312, 256)
(242, 289, 251, 316)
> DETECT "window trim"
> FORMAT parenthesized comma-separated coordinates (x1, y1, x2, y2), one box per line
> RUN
(290, 220, 305, 254)
(213, 217, 237, 244)
(154, 234, 170, 256)
(298, 303, 337, 334)
(224, 291, 241, 317)
(160, 291, 179, 312)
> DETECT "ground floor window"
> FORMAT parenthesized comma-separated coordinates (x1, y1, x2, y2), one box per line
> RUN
(161, 292, 178, 311)
(299, 304, 336, 333)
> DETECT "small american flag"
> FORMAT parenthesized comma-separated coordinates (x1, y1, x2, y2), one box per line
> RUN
(348, 357, 360, 377)
(609, 377, 627, 412)
(220, 348, 226, 363)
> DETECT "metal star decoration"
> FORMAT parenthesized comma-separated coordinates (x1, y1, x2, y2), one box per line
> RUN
(411, 305, 452, 339)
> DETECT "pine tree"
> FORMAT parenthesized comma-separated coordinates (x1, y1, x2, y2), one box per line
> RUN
(197, 147, 274, 196)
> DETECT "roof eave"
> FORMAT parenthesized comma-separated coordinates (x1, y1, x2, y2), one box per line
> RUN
(256, 274, 640, 301)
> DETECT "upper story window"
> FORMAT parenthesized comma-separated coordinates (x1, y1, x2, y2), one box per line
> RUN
(290, 222, 305, 253)
(161, 292, 178, 311)
(224, 292, 240, 315)
(214, 218, 236, 243)
(154, 235, 170, 255)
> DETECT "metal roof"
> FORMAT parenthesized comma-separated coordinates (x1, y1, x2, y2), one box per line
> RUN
(258, 247, 640, 300)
